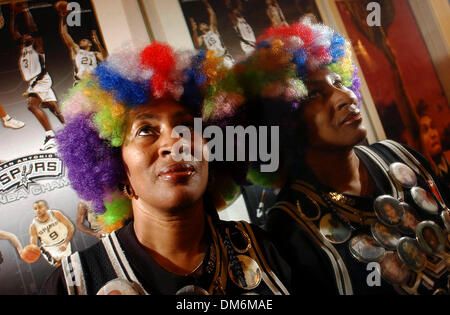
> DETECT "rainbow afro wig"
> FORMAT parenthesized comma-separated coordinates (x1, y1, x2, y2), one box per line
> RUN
(56, 42, 234, 231)
(237, 20, 361, 104)
(204, 20, 362, 189)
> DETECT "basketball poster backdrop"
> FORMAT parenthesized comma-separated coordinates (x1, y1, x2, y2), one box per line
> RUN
(179, 0, 321, 64)
(0, 0, 106, 294)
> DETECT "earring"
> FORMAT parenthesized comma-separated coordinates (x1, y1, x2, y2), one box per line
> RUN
(123, 184, 134, 199)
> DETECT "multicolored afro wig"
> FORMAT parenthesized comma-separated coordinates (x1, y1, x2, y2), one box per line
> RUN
(204, 20, 362, 189)
(56, 42, 237, 232)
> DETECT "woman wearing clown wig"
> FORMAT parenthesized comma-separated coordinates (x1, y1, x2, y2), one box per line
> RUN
(39, 42, 296, 295)
(226, 20, 450, 295)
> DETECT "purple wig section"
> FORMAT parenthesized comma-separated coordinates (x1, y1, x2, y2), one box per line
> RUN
(55, 113, 126, 213)
(349, 65, 362, 105)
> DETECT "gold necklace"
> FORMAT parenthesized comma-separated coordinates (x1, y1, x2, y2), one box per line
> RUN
(183, 252, 206, 277)
(327, 191, 375, 225)
(328, 192, 357, 206)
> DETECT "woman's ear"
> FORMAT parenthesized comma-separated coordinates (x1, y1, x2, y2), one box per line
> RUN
(121, 182, 137, 200)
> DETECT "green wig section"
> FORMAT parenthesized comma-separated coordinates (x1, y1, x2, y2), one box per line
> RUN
(60, 75, 130, 148)
(93, 104, 127, 147)
(221, 179, 240, 203)
(239, 66, 297, 99)
(98, 197, 132, 227)
(326, 44, 355, 87)
(213, 172, 241, 204)
(327, 63, 353, 87)
(203, 70, 245, 122)
(246, 167, 284, 188)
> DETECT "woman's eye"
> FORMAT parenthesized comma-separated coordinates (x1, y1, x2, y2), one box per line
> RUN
(333, 79, 344, 88)
(137, 126, 158, 137)
(306, 90, 321, 100)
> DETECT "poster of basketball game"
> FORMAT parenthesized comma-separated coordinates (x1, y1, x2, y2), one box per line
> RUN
(0, 0, 106, 294)
(179, 0, 321, 64)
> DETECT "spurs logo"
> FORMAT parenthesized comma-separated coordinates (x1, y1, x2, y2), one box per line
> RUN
(18, 164, 36, 190)
(0, 154, 64, 193)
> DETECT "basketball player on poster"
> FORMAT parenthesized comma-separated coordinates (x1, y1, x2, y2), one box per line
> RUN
(225, 0, 256, 56)
(29, 200, 74, 267)
(56, 1, 107, 85)
(189, 0, 235, 68)
(0, 229, 43, 264)
(265, 0, 288, 27)
(76, 200, 106, 239)
(10, 3, 64, 151)
(0, 230, 24, 259)
(1, 103, 25, 129)
(1, 6, 25, 131)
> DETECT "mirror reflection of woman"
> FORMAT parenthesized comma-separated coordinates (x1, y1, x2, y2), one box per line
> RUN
(232, 20, 450, 295)
(40, 43, 291, 295)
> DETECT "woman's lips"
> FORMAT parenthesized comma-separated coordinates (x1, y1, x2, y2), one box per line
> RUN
(430, 140, 442, 152)
(158, 163, 195, 182)
(341, 109, 362, 126)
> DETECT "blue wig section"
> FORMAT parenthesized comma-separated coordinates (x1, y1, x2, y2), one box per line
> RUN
(256, 40, 271, 49)
(292, 48, 307, 78)
(94, 63, 149, 107)
(329, 33, 346, 63)
(180, 50, 207, 112)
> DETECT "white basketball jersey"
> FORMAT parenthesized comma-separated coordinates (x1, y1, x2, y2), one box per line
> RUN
(20, 45, 42, 82)
(202, 30, 226, 57)
(33, 210, 68, 248)
(74, 49, 97, 80)
(235, 17, 256, 44)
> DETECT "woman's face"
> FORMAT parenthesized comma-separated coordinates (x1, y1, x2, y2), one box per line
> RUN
(299, 68, 366, 151)
(121, 100, 209, 211)
(419, 116, 442, 158)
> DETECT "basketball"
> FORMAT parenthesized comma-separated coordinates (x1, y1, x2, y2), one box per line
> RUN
(20, 244, 41, 263)
(54, 1, 69, 14)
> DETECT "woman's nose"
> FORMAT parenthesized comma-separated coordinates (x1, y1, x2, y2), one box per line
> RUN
(430, 129, 440, 139)
(332, 87, 358, 111)
(157, 126, 191, 158)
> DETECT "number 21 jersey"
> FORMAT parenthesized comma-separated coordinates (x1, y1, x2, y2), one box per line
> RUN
(74, 49, 97, 81)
